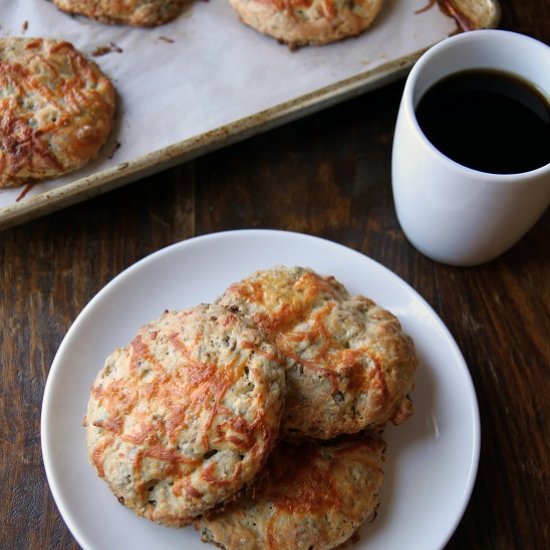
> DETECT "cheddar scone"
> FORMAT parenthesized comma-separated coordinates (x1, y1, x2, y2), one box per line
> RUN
(0, 37, 116, 188)
(218, 266, 417, 439)
(197, 432, 386, 549)
(52, 0, 187, 27)
(228, 0, 384, 49)
(84, 304, 286, 527)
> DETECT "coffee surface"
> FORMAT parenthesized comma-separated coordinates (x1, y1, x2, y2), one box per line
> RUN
(416, 69, 550, 174)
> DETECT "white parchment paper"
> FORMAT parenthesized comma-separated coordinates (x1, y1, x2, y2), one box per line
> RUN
(0, 0, 457, 215)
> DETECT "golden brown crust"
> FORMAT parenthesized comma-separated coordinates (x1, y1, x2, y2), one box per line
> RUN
(197, 432, 386, 550)
(228, 0, 384, 48)
(0, 37, 115, 188)
(218, 266, 418, 439)
(85, 305, 286, 527)
(52, 0, 187, 27)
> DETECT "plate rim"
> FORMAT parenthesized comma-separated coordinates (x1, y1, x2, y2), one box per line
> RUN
(41, 228, 481, 550)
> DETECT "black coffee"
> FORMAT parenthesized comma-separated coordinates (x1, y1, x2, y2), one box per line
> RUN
(415, 69, 550, 174)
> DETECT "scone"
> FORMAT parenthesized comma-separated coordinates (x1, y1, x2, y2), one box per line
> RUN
(84, 304, 286, 527)
(218, 266, 417, 439)
(228, 0, 384, 49)
(0, 37, 116, 189)
(52, 0, 187, 27)
(197, 432, 386, 550)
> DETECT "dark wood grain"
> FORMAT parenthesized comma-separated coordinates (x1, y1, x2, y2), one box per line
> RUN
(1, 2, 548, 549)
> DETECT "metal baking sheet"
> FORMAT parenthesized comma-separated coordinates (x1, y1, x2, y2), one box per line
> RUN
(0, 0, 500, 229)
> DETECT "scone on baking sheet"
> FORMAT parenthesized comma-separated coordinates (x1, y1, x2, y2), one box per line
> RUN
(0, 37, 116, 189)
(197, 431, 386, 550)
(218, 266, 417, 440)
(228, 0, 384, 49)
(84, 304, 286, 527)
(52, 0, 187, 27)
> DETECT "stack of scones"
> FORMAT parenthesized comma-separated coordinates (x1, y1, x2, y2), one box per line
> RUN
(84, 266, 418, 549)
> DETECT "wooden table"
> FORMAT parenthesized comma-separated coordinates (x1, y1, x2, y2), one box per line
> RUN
(1, 2, 548, 549)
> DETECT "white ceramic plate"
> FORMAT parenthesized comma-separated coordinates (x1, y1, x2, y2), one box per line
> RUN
(41, 229, 480, 550)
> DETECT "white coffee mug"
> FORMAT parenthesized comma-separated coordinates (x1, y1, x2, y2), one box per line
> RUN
(392, 29, 550, 266)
